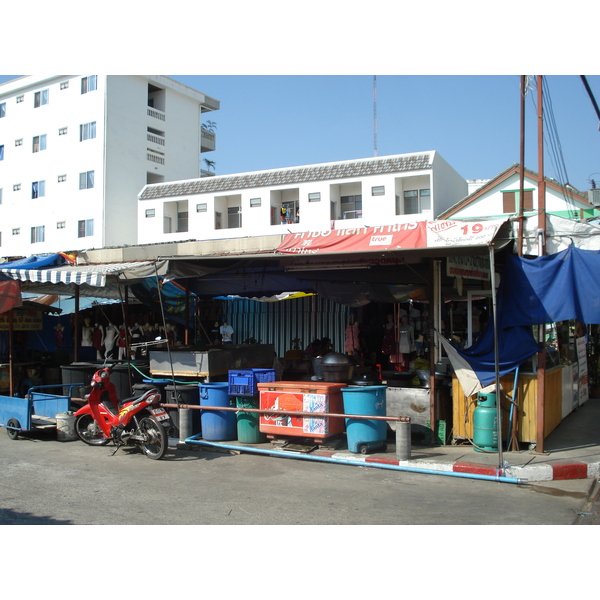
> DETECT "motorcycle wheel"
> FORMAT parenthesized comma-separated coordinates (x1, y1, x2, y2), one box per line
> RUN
(75, 414, 110, 446)
(138, 416, 167, 460)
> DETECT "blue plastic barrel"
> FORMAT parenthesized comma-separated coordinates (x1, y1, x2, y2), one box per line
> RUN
(199, 382, 237, 441)
(341, 385, 387, 453)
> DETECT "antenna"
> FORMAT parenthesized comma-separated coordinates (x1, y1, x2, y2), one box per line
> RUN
(373, 75, 378, 157)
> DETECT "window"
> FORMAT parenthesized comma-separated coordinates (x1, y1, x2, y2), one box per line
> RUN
(59, 127, 68, 136)
(32, 180, 45, 199)
(0, 188, 2, 204)
(81, 76, 97, 94)
(31, 225, 45, 243)
(502, 190, 533, 213)
(32, 134, 47, 153)
(178, 212, 188, 233)
(57, 221, 65, 229)
(0, 102, 5, 118)
(340, 195, 362, 219)
(12, 228, 20, 235)
(145, 209, 155, 218)
(250, 198, 261, 207)
(196, 203, 207, 212)
(78, 219, 94, 237)
(13, 184, 21, 191)
(15, 139, 23, 147)
(80, 121, 96, 141)
(60, 81, 69, 90)
(372, 186, 385, 196)
(58, 174, 67, 183)
(34, 89, 49, 107)
(0, 145, 4, 160)
(16, 95, 24, 103)
(308, 192, 321, 202)
(79, 170, 94, 189)
(403, 189, 430, 214)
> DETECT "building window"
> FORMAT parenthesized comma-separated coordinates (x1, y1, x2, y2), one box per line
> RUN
(12, 228, 20, 235)
(403, 189, 430, 214)
(81, 76, 97, 94)
(178, 212, 188, 233)
(34, 89, 49, 108)
(32, 180, 45, 199)
(502, 190, 533, 213)
(60, 81, 69, 90)
(0, 188, 2, 204)
(58, 174, 67, 183)
(32, 134, 47, 153)
(59, 127, 68, 136)
(78, 219, 94, 237)
(31, 225, 45, 243)
(145, 209, 155, 218)
(250, 198, 261, 207)
(340, 195, 362, 219)
(79, 170, 94, 190)
(196, 203, 207, 212)
(16, 95, 24, 103)
(308, 192, 321, 202)
(80, 121, 96, 141)
(15, 139, 23, 147)
(0, 102, 5, 118)
(13, 184, 21, 191)
(57, 221, 66, 229)
(372, 186, 385, 196)
(0, 145, 4, 161)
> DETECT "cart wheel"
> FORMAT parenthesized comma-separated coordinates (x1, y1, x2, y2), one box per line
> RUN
(359, 444, 369, 455)
(6, 418, 21, 440)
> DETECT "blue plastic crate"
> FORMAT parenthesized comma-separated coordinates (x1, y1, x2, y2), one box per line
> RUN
(228, 368, 276, 396)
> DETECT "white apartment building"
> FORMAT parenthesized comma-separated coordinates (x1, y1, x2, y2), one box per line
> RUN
(137, 151, 468, 244)
(0, 75, 219, 259)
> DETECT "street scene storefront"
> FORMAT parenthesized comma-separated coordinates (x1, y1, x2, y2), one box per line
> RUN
(1, 217, 600, 465)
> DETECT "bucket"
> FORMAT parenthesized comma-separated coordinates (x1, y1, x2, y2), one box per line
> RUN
(56, 412, 77, 441)
(341, 385, 387, 453)
(236, 396, 266, 444)
(199, 382, 237, 441)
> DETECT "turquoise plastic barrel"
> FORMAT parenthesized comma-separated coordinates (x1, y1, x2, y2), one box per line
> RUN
(341, 385, 387, 453)
(199, 382, 237, 441)
(236, 396, 266, 444)
(473, 392, 498, 452)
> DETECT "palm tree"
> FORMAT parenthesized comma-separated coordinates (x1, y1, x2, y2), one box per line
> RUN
(203, 120, 217, 133)
(203, 158, 216, 172)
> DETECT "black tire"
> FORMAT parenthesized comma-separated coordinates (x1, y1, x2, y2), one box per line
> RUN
(138, 416, 167, 460)
(359, 444, 369, 455)
(75, 414, 109, 446)
(6, 418, 20, 440)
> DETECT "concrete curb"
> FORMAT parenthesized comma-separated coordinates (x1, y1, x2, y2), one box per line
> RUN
(315, 449, 600, 482)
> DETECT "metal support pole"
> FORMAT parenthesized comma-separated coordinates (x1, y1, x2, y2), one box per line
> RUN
(395, 421, 411, 460)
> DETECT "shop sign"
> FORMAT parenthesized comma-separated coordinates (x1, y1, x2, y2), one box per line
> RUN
(446, 255, 491, 281)
(576, 336, 589, 404)
(0, 310, 43, 331)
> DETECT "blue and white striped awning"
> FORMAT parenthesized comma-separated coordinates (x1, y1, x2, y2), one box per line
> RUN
(0, 261, 158, 295)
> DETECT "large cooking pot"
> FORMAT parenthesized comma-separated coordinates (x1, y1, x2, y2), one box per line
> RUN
(320, 352, 352, 382)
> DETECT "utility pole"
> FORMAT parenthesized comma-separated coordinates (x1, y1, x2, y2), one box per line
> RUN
(373, 76, 378, 157)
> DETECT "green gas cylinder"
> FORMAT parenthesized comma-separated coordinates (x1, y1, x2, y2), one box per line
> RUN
(473, 392, 498, 452)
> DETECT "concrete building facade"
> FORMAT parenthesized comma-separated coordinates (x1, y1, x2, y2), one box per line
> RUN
(137, 151, 468, 245)
(0, 75, 219, 258)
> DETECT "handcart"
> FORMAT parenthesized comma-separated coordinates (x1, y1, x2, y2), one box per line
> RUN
(0, 384, 84, 440)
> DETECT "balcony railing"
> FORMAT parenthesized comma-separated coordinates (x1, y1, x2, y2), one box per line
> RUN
(201, 128, 216, 152)
(147, 107, 165, 121)
(147, 133, 165, 146)
(147, 152, 165, 165)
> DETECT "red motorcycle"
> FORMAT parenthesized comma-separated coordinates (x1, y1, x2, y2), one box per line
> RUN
(74, 366, 172, 460)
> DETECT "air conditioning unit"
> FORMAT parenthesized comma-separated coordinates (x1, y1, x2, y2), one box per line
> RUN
(589, 189, 600, 206)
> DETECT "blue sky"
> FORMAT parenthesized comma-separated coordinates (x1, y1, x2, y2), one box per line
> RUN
(2, 74, 598, 192)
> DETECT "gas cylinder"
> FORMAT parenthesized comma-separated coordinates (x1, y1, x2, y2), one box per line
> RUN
(473, 392, 498, 452)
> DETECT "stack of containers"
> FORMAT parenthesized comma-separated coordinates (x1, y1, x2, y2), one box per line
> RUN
(228, 368, 276, 443)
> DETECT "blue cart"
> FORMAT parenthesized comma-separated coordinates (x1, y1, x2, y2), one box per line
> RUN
(0, 384, 83, 440)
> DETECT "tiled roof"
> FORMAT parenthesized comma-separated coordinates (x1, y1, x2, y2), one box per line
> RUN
(139, 153, 434, 200)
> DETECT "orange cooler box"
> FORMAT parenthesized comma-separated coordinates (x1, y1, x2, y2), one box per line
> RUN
(257, 381, 346, 440)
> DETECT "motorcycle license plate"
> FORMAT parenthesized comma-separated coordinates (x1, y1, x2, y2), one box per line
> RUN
(150, 408, 169, 422)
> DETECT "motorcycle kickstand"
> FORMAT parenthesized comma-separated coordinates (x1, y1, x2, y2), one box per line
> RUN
(110, 442, 123, 456)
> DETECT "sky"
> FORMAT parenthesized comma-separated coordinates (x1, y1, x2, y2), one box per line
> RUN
(2, 3, 599, 192)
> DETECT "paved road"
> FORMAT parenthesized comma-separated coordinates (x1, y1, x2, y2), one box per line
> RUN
(0, 426, 594, 526)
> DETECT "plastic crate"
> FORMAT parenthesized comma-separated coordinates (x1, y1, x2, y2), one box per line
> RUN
(228, 368, 276, 396)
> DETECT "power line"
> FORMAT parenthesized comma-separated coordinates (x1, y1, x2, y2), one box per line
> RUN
(580, 75, 600, 129)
